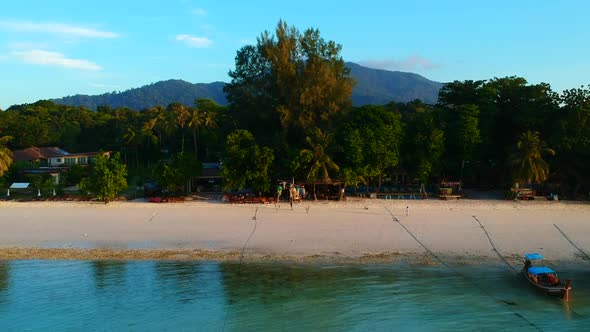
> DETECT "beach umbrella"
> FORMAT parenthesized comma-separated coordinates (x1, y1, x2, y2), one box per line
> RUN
(6, 189, 9, 197)
(53, 189, 56, 196)
(37, 189, 41, 196)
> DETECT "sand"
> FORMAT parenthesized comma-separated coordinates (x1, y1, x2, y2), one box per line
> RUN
(0, 198, 589, 264)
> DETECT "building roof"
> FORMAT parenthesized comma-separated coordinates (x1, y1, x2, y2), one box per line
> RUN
(12, 147, 107, 161)
(13, 147, 69, 161)
(10, 182, 30, 189)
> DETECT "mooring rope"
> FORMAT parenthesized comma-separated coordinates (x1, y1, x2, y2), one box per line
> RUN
(383, 207, 543, 331)
(239, 207, 259, 263)
(472, 215, 518, 273)
(222, 207, 260, 332)
(553, 224, 590, 261)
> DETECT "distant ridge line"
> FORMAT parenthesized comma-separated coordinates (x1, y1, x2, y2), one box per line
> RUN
(50, 62, 443, 110)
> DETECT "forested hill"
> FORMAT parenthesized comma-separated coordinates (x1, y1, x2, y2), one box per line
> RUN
(52, 80, 228, 110)
(51, 63, 443, 110)
(346, 62, 443, 105)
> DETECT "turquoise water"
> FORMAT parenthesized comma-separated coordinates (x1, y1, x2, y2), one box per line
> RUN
(0, 260, 588, 331)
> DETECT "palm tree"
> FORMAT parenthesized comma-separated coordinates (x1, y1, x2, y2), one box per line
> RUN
(300, 128, 339, 199)
(123, 125, 146, 168)
(168, 103, 189, 153)
(0, 135, 13, 177)
(508, 130, 555, 185)
(187, 107, 217, 158)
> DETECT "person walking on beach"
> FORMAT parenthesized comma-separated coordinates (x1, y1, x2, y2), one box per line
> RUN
(406, 206, 409, 216)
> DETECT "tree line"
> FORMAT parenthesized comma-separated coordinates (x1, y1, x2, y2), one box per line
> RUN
(1, 21, 589, 199)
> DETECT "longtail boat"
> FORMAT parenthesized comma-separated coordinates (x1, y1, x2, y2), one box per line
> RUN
(522, 253, 572, 301)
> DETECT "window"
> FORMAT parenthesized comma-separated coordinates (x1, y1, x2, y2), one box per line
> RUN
(64, 158, 76, 166)
(78, 156, 88, 164)
(56, 158, 62, 163)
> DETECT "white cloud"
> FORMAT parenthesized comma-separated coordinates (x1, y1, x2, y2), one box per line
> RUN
(359, 56, 441, 72)
(0, 20, 119, 38)
(8, 41, 50, 50)
(192, 8, 207, 16)
(176, 34, 212, 48)
(12, 50, 102, 71)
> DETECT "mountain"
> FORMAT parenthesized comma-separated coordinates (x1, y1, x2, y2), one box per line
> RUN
(51, 63, 442, 110)
(346, 62, 443, 105)
(52, 80, 227, 110)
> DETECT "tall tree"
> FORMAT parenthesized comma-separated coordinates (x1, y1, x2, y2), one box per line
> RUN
(549, 86, 590, 195)
(339, 105, 402, 191)
(401, 108, 445, 183)
(168, 102, 189, 153)
(224, 20, 354, 147)
(442, 104, 481, 179)
(221, 130, 274, 195)
(187, 99, 219, 158)
(0, 135, 13, 177)
(508, 131, 555, 185)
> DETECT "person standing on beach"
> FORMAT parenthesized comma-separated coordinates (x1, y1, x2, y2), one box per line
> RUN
(277, 185, 283, 203)
(406, 206, 409, 216)
(289, 185, 298, 208)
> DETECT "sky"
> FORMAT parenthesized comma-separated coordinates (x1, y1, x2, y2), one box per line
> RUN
(1, 0, 590, 109)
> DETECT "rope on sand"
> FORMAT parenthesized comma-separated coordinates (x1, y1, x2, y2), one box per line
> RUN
(383, 207, 544, 331)
(553, 224, 590, 261)
(383, 207, 452, 270)
(472, 215, 518, 273)
(240, 207, 259, 263)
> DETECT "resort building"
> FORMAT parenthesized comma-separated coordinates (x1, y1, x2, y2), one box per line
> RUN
(12, 147, 110, 184)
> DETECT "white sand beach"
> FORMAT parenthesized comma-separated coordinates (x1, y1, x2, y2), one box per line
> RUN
(0, 198, 589, 263)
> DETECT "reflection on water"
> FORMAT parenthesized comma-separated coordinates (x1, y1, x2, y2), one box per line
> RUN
(91, 261, 127, 289)
(0, 260, 588, 331)
(0, 261, 9, 304)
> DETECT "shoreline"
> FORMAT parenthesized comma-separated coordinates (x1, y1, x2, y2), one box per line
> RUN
(0, 247, 531, 266)
(1, 198, 589, 265)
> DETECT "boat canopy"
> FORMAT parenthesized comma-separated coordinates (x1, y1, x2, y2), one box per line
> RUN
(528, 266, 556, 275)
(524, 253, 544, 260)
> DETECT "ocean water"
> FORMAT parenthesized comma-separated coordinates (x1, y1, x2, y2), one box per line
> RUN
(0, 260, 588, 331)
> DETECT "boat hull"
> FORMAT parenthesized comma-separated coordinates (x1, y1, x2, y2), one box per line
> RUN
(522, 270, 571, 301)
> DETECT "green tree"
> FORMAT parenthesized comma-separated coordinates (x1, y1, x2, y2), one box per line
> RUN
(401, 109, 445, 183)
(508, 131, 555, 185)
(339, 105, 402, 191)
(443, 104, 481, 179)
(221, 130, 274, 195)
(299, 128, 339, 199)
(224, 20, 354, 147)
(79, 153, 128, 202)
(153, 152, 201, 194)
(549, 86, 590, 195)
(0, 135, 13, 177)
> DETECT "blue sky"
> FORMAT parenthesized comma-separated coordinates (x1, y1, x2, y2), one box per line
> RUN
(1, 0, 589, 109)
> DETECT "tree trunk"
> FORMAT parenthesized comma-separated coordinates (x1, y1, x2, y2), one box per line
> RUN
(313, 182, 317, 200)
(193, 128, 198, 158)
(378, 174, 383, 193)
